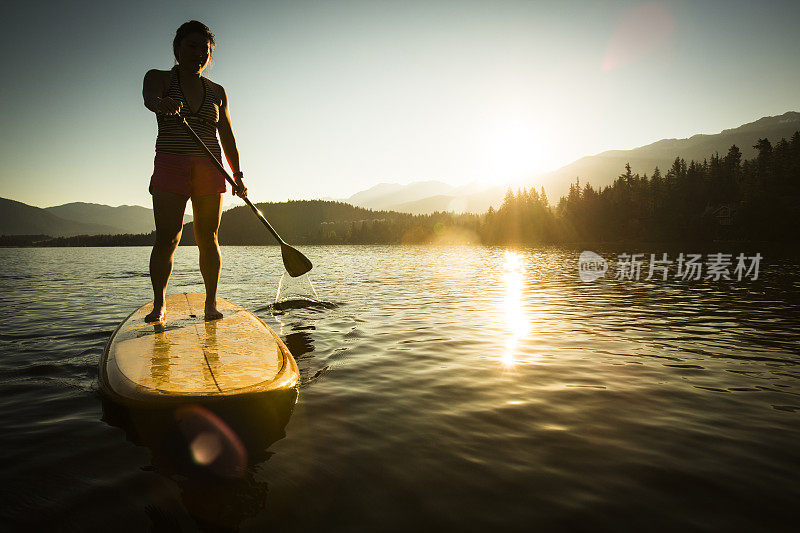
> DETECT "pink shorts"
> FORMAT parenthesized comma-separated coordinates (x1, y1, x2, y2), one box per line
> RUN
(149, 153, 227, 197)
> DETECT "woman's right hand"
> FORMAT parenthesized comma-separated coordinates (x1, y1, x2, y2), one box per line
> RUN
(156, 97, 183, 115)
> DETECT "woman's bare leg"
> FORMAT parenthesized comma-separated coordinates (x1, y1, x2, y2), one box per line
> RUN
(146, 190, 189, 322)
(191, 193, 224, 320)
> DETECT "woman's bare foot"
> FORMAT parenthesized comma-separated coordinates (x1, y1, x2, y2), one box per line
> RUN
(145, 304, 165, 323)
(205, 299, 223, 321)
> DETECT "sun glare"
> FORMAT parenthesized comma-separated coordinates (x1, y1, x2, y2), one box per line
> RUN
(502, 251, 530, 368)
(483, 120, 549, 183)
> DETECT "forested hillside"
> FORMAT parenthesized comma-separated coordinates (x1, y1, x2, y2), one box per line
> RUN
(180, 201, 481, 245)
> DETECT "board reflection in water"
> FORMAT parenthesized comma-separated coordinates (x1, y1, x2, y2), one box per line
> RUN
(101, 389, 297, 530)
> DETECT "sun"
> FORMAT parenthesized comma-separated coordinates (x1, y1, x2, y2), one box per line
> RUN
(481, 119, 551, 183)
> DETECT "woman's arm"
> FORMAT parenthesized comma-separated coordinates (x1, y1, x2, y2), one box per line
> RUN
(216, 84, 239, 173)
(215, 83, 246, 196)
(143, 70, 181, 114)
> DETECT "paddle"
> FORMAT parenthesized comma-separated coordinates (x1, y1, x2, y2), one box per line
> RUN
(176, 115, 313, 277)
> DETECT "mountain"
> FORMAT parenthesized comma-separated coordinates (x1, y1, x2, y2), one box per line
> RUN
(532, 111, 800, 201)
(171, 199, 485, 246)
(346, 181, 455, 210)
(179, 200, 416, 245)
(386, 187, 508, 214)
(345, 180, 506, 214)
(342, 111, 800, 214)
(346, 183, 406, 207)
(0, 199, 193, 237)
(0, 198, 121, 236)
(44, 202, 192, 234)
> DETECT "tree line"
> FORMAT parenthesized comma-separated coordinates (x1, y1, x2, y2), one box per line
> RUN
(480, 131, 799, 244)
(545, 131, 800, 243)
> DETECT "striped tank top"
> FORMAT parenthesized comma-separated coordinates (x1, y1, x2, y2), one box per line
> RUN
(155, 67, 222, 159)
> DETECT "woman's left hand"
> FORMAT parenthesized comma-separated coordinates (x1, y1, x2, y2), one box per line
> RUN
(232, 173, 247, 198)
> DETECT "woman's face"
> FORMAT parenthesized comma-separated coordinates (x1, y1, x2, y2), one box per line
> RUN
(177, 33, 212, 73)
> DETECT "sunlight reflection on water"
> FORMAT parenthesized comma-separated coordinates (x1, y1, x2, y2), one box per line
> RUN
(502, 250, 532, 368)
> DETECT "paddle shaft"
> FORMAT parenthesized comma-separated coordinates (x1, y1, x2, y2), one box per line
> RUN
(177, 116, 287, 245)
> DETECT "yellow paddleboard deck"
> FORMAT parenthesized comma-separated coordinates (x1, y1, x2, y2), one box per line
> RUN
(100, 293, 298, 405)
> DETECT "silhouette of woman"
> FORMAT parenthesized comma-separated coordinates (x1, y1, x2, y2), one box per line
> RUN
(142, 21, 246, 322)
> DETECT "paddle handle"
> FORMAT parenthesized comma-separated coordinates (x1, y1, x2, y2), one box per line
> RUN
(176, 116, 286, 245)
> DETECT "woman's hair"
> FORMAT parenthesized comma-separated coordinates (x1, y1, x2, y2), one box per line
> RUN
(173, 20, 215, 62)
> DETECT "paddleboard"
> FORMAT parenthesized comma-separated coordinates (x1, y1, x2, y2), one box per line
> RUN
(100, 293, 298, 405)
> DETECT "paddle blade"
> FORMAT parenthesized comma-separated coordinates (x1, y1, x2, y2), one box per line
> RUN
(281, 243, 313, 277)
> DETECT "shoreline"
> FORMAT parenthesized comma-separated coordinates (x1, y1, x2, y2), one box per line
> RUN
(1, 237, 794, 249)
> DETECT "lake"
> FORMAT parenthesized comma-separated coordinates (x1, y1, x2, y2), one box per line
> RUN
(1, 245, 798, 531)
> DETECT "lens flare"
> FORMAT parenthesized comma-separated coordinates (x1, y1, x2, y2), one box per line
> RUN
(175, 404, 248, 478)
(602, 3, 674, 71)
(190, 431, 223, 465)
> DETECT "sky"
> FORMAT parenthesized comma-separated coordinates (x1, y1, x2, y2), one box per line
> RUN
(2, 0, 799, 208)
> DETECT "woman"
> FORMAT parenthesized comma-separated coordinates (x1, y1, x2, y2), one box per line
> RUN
(142, 20, 246, 322)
